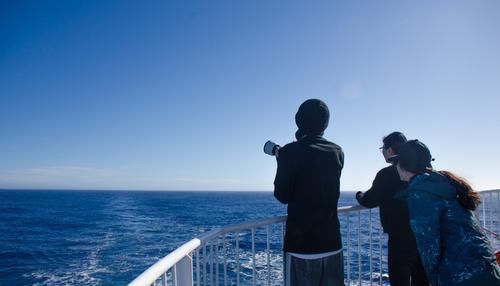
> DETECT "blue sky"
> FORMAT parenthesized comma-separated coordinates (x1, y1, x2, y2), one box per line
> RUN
(1, 0, 499, 191)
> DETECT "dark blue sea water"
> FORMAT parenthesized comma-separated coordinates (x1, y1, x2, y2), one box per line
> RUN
(0, 190, 385, 285)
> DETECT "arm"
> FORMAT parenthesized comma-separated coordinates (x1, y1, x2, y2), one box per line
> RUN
(356, 170, 386, 208)
(408, 188, 442, 286)
(273, 147, 295, 204)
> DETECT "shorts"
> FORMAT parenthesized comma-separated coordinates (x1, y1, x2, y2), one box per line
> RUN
(284, 251, 345, 286)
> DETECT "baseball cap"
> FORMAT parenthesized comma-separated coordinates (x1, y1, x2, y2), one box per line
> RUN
(388, 139, 434, 173)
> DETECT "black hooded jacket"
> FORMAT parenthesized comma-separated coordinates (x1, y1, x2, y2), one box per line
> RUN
(274, 135, 344, 253)
(356, 165, 412, 234)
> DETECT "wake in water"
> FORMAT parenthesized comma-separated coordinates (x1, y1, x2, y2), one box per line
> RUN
(1, 190, 498, 285)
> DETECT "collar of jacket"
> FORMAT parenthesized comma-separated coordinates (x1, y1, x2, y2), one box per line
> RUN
(297, 134, 324, 141)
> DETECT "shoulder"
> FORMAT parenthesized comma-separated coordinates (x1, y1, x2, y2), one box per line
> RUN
(407, 174, 430, 195)
(409, 172, 438, 191)
(413, 172, 459, 202)
(280, 141, 299, 153)
(410, 172, 453, 192)
(278, 141, 301, 159)
(325, 139, 343, 152)
(378, 165, 397, 176)
(374, 165, 399, 181)
(317, 138, 344, 155)
(410, 172, 431, 185)
(407, 173, 449, 205)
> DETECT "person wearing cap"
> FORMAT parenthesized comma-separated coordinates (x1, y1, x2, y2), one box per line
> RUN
(393, 140, 500, 286)
(356, 132, 428, 286)
(274, 99, 345, 286)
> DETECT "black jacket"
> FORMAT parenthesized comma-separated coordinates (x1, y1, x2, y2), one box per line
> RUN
(356, 165, 411, 234)
(274, 135, 344, 254)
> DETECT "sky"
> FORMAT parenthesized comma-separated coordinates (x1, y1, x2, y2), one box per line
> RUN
(1, 0, 499, 191)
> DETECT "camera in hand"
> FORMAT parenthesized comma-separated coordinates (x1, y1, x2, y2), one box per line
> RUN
(263, 140, 280, 156)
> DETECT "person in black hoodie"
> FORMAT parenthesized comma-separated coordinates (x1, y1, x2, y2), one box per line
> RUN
(274, 99, 345, 286)
(356, 132, 427, 286)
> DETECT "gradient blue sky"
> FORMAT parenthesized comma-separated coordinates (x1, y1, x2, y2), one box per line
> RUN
(1, 1, 499, 191)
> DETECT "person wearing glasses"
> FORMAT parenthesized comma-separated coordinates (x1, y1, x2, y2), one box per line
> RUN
(392, 140, 500, 286)
(356, 132, 427, 286)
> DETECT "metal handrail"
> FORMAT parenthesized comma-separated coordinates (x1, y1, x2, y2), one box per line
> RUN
(197, 216, 287, 245)
(129, 239, 201, 286)
(128, 205, 366, 286)
(196, 205, 365, 244)
(128, 189, 499, 286)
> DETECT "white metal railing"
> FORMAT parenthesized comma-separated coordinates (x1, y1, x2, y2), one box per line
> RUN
(128, 189, 500, 286)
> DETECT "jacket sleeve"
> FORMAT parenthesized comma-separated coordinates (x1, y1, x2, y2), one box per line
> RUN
(273, 147, 295, 204)
(408, 188, 442, 286)
(356, 170, 385, 208)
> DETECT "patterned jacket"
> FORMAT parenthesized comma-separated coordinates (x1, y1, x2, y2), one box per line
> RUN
(407, 171, 500, 286)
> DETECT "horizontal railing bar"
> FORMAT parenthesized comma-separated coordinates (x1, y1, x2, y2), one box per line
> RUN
(476, 189, 500, 194)
(196, 205, 367, 244)
(128, 239, 200, 286)
(196, 216, 287, 244)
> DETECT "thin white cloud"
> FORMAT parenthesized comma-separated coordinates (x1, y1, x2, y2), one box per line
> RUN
(26, 166, 117, 177)
(0, 166, 119, 189)
(0, 166, 250, 190)
(0, 166, 271, 191)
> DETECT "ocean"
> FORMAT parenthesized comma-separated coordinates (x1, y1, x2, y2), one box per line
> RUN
(1, 190, 381, 285)
(2, 190, 496, 286)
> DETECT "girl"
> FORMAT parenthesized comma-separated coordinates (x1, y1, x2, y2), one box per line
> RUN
(392, 139, 500, 286)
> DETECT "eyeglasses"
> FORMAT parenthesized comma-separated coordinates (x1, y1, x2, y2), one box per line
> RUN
(379, 146, 385, 152)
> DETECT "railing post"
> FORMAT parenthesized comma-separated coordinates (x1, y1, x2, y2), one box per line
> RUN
(379, 220, 382, 286)
(482, 197, 487, 228)
(489, 193, 493, 241)
(215, 238, 220, 286)
(346, 212, 351, 285)
(222, 236, 227, 286)
(282, 221, 285, 282)
(236, 232, 240, 286)
(252, 228, 256, 286)
(209, 243, 213, 286)
(203, 245, 207, 286)
(266, 225, 271, 286)
(369, 209, 373, 286)
(196, 249, 200, 286)
(176, 255, 194, 286)
(497, 192, 500, 247)
(358, 210, 362, 286)
(173, 265, 177, 285)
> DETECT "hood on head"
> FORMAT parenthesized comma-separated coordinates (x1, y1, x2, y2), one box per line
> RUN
(295, 99, 330, 139)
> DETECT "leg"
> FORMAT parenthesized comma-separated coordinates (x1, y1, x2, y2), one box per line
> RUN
(284, 253, 291, 286)
(286, 254, 321, 286)
(388, 234, 412, 286)
(320, 251, 345, 286)
(409, 248, 428, 286)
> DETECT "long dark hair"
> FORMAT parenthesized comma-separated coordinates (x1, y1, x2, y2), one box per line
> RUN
(439, 170, 481, 211)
